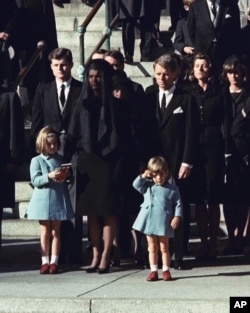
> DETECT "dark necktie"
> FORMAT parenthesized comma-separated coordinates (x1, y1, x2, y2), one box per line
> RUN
(211, 1, 217, 19)
(160, 93, 166, 116)
(60, 84, 66, 107)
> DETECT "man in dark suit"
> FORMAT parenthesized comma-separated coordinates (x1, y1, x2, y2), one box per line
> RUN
(0, 70, 25, 255)
(169, 0, 186, 31)
(173, 0, 195, 62)
(31, 47, 82, 264)
(144, 52, 199, 269)
(187, 0, 241, 72)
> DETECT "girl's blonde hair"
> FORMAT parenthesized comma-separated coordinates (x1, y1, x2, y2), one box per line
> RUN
(36, 125, 60, 155)
(147, 156, 169, 178)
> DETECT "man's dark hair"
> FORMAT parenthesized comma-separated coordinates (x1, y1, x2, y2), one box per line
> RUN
(48, 47, 73, 63)
(104, 49, 124, 65)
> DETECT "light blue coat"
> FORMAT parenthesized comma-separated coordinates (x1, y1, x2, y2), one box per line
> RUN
(132, 175, 183, 237)
(26, 153, 74, 220)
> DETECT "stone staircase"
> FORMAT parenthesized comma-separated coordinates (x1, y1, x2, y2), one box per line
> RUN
(53, 0, 173, 86)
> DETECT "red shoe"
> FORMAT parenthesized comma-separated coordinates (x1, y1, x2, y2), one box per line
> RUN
(49, 263, 59, 274)
(40, 263, 50, 274)
(162, 270, 172, 281)
(147, 271, 158, 281)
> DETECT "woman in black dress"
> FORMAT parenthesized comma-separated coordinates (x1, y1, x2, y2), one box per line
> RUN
(220, 56, 250, 255)
(188, 53, 226, 260)
(65, 59, 131, 273)
(0, 68, 25, 251)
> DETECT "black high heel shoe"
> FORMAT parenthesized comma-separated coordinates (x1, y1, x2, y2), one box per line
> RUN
(97, 265, 110, 274)
(85, 265, 99, 273)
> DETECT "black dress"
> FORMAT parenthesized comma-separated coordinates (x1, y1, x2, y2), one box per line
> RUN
(66, 93, 131, 216)
(223, 87, 250, 204)
(0, 88, 25, 209)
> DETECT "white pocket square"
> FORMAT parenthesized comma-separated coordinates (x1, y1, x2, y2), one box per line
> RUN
(225, 14, 232, 19)
(173, 107, 183, 114)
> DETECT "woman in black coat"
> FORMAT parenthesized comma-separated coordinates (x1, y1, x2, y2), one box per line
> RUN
(220, 56, 250, 255)
(65, 59, 132, 273)
(0, 74, 25, 251)
(188, 53, 226, 261)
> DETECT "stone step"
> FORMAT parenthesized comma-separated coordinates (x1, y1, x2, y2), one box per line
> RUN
(2, 210, 88, 238)
(53, 1, 173, 84)
(2, 218, 40, 238)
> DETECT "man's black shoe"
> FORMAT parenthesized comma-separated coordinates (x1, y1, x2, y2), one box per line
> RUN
(174, 260, 186, 270)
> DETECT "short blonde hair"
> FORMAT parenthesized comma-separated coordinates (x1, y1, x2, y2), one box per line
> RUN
(36, 125, 60, 155)
(147, 156, 169, 178)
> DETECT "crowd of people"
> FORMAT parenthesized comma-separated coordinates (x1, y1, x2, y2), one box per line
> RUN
(1, 0, 250, 281)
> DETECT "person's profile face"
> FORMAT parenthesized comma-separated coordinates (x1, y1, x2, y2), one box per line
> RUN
(50, 58, 73, 82)
(154, 64, 178, 90)
(104, 56, 123, 71)
(88, 69, 101, 92)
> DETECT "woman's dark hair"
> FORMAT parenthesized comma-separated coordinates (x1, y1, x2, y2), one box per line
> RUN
(220, 55, 248, 83)
(83, 58, 114, 99)
(188, 52, 213, 82)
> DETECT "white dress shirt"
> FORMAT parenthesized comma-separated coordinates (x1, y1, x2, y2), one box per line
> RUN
(56, 78, 72, 112)
(159, 84, 176, 109)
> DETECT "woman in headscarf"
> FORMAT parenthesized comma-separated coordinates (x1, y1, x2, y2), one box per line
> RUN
(64, 59, 132, 273)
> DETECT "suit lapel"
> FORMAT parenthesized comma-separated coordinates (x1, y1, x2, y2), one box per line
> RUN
(202, 0, 216, 28)
(160, 88, 182, 127)
(215, 1, 227, 28)
(49, 81, 61, 117)
(155, 90, 162, 122)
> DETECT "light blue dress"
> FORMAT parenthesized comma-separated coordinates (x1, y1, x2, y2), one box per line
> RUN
(132, 175, 183, 237)
(26, 153, 74, 220)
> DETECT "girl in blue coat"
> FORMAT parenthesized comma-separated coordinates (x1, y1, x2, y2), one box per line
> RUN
(132, 156, 183, 281)
(26, 126, 74, 274)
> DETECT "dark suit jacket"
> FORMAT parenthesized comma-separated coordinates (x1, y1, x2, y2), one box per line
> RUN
(187, 0, 240, 60)
(174, 16, 193, 55)
(31, 77, 82, 139)
(0, 88, 25, 208)
(145, 84, 199, 180)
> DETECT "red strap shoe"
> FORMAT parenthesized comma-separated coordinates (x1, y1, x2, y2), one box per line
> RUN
(147, 271, 158, 281)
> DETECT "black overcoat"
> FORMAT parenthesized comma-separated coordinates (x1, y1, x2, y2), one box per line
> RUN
(0, 89, 24, 208)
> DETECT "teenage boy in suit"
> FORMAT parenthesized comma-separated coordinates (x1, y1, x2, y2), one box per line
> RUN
(31, 47, 82, 264)
(144, 52, 199, 269)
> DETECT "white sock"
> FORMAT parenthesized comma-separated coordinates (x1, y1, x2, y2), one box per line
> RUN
(162, 265, 169, 272)
(41, 256, 49, 265)
(150, 264, 158, 272)
(50, 255, 59, 265)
